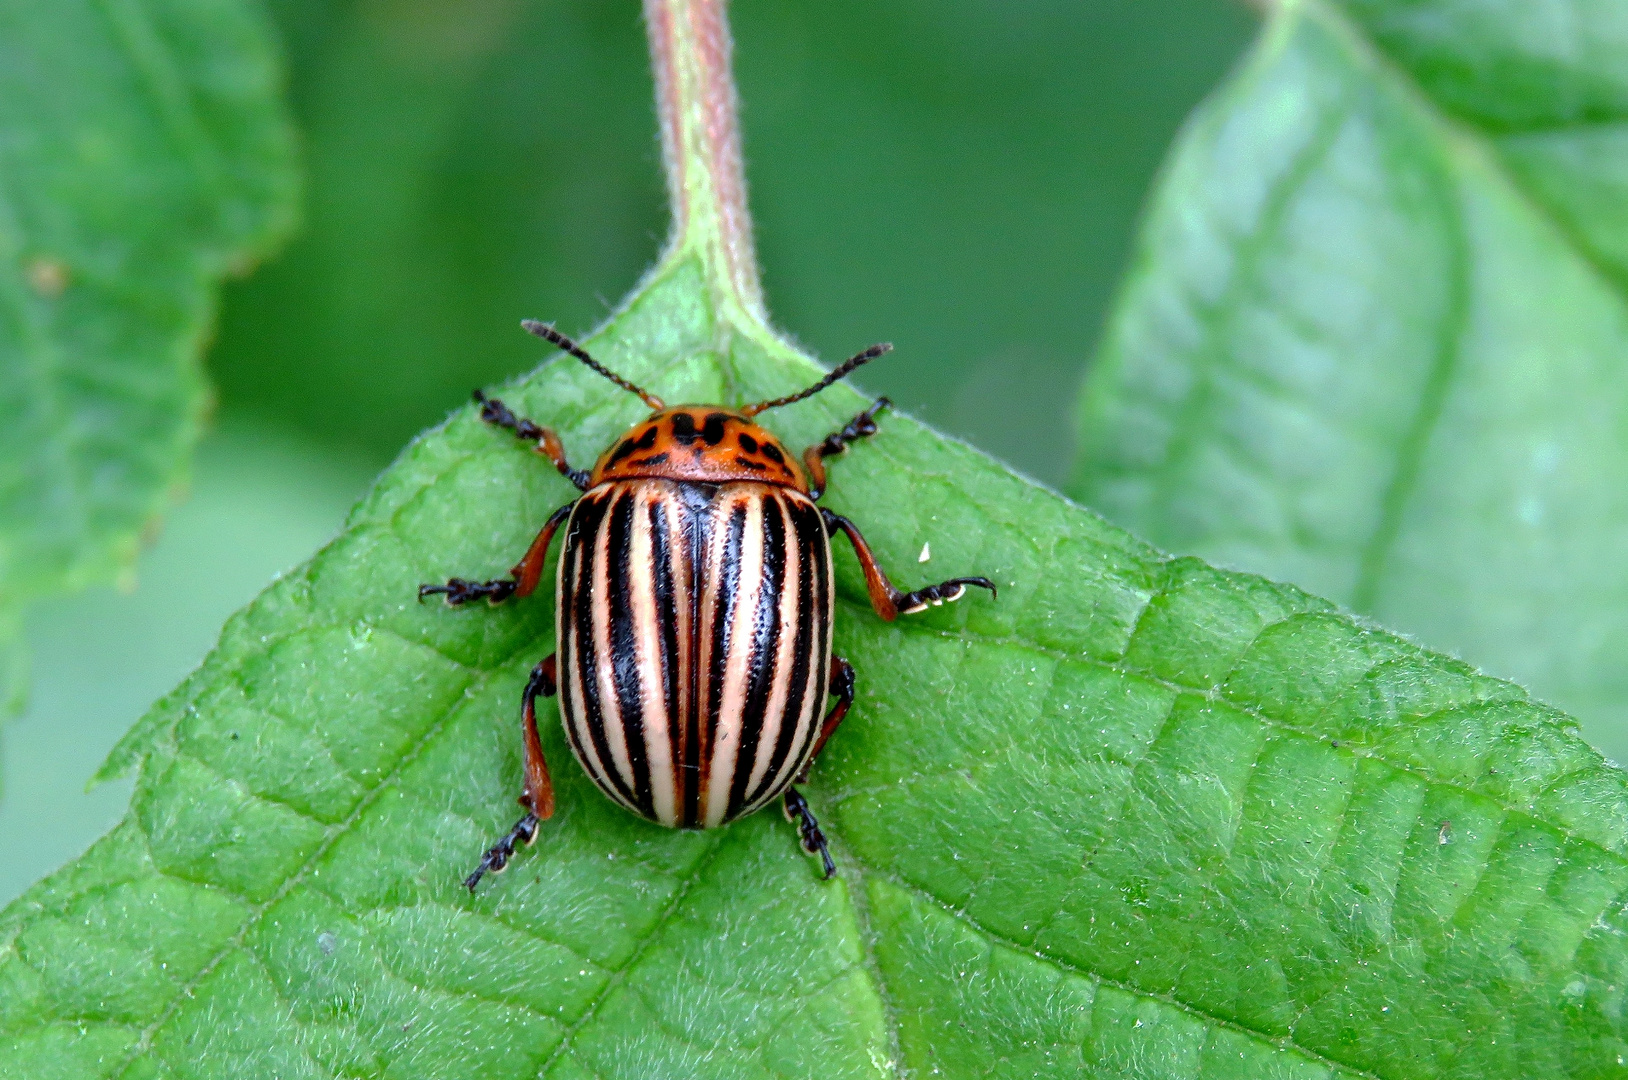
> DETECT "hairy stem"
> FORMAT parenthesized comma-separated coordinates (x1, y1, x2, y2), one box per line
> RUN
(644, 0, 766, 326)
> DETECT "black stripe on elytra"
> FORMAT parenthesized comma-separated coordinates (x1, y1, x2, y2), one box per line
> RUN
(701, 498, 747, 825)
(787, 495, 834, 785)
(606, 489, 654, 817)
(559, 512, 606, 795)
(649, 489, 682, 817)
(727, 491, 786, 819)
(569, 491, 638, 810)
(747, 495, 821, 809)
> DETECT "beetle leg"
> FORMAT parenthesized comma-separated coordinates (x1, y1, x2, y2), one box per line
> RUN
(821, 509, 997, 620)
(796, 656, 855, 783)
(801, 397, 890, 500)
(782, 787, 837, 879)
(519, 656, 558, 820)
(420, 501, 574, 605)
(465, 656, 558, 892)
(473, 390, 591, 490)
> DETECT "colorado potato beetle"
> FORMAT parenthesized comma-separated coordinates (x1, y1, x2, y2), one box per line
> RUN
(423, 322, 995, 888)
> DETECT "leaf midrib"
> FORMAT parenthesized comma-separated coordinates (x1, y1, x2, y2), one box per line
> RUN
(1148, 19, 1349, 540)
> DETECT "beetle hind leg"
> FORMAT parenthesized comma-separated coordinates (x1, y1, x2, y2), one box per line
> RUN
(797, 656, 855, 784)
(783, 787, 837, 879)
(465, 656, 558, 892)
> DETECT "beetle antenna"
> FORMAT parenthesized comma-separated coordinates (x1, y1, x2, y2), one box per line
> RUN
(522, 320, 666, 410)
(741, 343, 892, 416)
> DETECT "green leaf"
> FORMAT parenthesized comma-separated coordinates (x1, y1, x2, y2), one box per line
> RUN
(7, 0, 1628, 1073)
(1069, 0, 1628, 750)
(6, 249, 1628, 1074)
(0, 0, 298, 710)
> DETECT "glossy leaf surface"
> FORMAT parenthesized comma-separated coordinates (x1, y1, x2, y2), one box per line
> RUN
(1071, 0, 1628, 751)
(3, 253, 1627, 1076)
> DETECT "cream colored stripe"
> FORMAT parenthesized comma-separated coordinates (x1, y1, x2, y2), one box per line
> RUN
(630, 487, 677, 826)
(693, 490, 727, 822)
(703, 490, 765, 827)
(742, 493, 802, 804)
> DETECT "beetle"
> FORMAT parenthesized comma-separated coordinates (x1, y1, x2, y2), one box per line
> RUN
(422, 321, 995, 889)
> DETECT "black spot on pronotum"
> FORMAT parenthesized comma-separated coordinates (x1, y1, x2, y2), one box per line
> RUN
(635, 425, 659, 449)
(610, 438, 638, 464)
(702, 413, 728, 444)
(738, 432, 759, 453)
(761, 442, 785, 464)
(734, 456, 768, 471)
(671, 412, 698, 443)
(632, 453, 669, 467)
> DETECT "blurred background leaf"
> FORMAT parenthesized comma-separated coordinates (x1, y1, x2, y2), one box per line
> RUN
(0, 0, 298, 717)
(213, 0, 1257, 482)
(1072, 0, 1628, 759)
(1, 0, 1258, 905)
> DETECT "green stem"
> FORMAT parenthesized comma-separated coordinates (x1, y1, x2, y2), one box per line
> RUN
(643, 0, 767, 331)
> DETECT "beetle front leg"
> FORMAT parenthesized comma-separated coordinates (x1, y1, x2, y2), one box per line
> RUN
(473, 390, 591, 490)
(420, 501, 574, 606)
(466, 656, 557, 892)
(783, 787, 836, 880)
(821, 509, 996, 620)
(801, 397, 890, 500)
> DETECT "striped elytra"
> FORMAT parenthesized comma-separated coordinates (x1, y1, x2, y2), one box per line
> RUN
(423, 324, 996, 889)
(556, 480, 833, 828)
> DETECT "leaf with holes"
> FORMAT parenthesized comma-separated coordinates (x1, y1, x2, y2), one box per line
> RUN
(1070, 0, 1628, 753)
(5, 1, 1628, 1076)
(0, 0, 297, 714)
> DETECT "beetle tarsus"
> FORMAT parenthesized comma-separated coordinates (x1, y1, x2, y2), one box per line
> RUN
(895, 576, 997, 615)
(464, 811, 541, 892)
(822, 509, 997, 622)
(472, 390, 591, 490)
(418, 576, 518, 606)
(783, 788, 837, 879)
